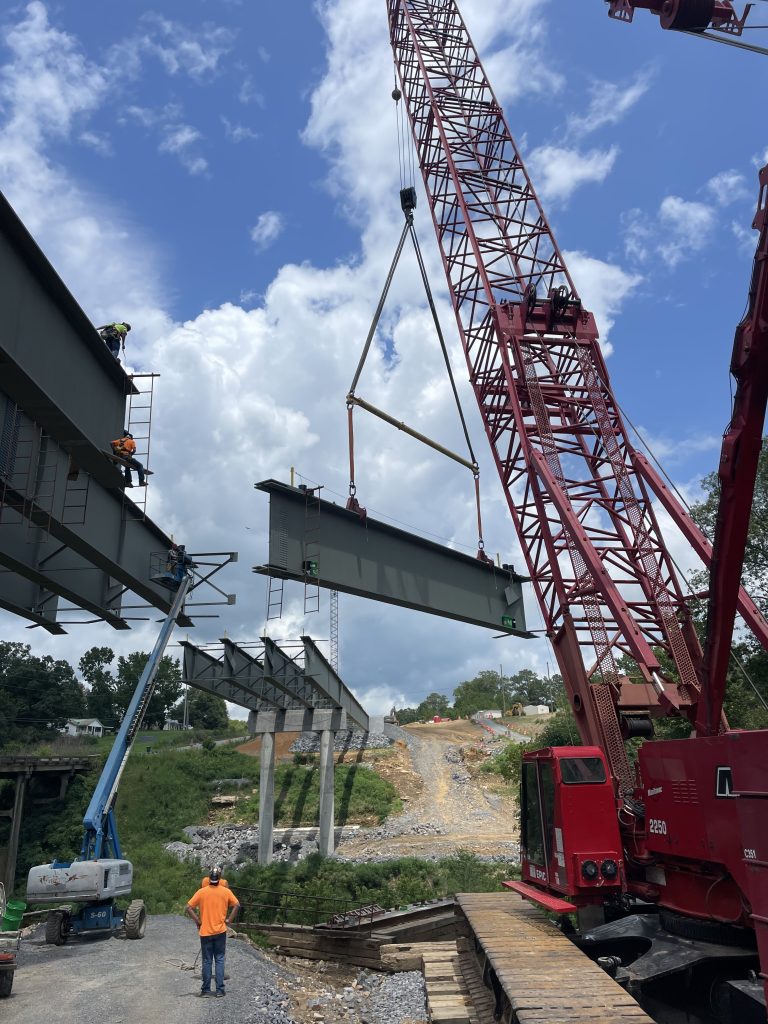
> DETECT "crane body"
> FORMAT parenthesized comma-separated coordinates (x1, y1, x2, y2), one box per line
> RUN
(26, 572, 192, 944)
(387, 0, 768, 1014)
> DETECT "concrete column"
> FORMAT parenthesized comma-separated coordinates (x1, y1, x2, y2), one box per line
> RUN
(4, 773, 28, 896)
(258, 732, 275, 866)
(318, 729, 335, 857)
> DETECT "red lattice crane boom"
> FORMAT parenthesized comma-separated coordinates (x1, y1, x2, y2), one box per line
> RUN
(388, 0, 768, 1010)
(387, 0, 768, 777)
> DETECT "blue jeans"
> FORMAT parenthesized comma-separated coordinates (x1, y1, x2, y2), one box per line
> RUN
(200, 931, 227, 993)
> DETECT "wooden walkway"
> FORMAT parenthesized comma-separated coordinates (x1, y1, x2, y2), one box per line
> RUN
(456, 892, 655, 1024)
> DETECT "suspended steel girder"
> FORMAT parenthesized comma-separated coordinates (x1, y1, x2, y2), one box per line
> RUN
(254, 479, 530, 637)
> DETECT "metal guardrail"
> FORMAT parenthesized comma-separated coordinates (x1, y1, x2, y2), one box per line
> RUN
(235, 886, 384, 932)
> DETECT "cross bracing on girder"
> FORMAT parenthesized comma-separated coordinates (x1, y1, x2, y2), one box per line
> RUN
(180, 635, 370, 732)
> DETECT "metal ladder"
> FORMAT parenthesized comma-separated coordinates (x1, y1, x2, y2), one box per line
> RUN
(302, 485, 322, 615)
(124, 372, 159, 518)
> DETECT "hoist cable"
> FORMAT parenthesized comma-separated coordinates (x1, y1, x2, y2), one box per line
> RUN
(682, 28, 768, 54)
(408, 221, 478, 470)
(347, 216, 412, 397)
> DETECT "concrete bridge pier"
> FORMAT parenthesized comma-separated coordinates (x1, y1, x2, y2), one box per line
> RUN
(257, 731, 275, 866)
(318, 729, 335, 857)
(248, 709, 346, 865)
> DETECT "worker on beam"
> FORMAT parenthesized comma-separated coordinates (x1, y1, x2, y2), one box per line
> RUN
(97, 321, 131, 361)
(110, 430, 145, 488)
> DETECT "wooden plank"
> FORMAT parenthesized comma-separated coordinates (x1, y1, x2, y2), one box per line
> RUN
(453, 893, 656, 1024)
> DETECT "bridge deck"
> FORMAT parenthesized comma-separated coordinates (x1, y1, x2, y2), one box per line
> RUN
(456, 892, 654, 1024)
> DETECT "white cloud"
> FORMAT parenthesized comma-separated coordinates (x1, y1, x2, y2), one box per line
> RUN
(124, 13, 235, 81)
(732, 217, 757, 256)
(632, 428, 721, 465)
(704, 169, 749, 206)
(525, 144, 619, 204)
(657, 196, 716, 267)
(222, 117, 258, 142)
(124, 103, 208, 176)
(623, 195, 717, 268)
(250, 211, 284, 250)
(563, 250, 642, 355)
(238, 75, 265, 107)
(568, 69, 653, 136)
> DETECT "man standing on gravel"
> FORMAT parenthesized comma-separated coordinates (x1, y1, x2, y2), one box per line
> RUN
(185, 866, 240, 997)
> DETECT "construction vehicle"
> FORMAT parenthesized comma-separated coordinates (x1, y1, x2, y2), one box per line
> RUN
(386, 1, 768, 1018)
(0, 884, 21, 997)
(603, 0, 768, 54)
(26, 571, 192, 944)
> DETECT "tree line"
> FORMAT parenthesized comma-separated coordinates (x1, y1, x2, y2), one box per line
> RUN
(394, 667, 565, 725)
(0, 642, 228, 749)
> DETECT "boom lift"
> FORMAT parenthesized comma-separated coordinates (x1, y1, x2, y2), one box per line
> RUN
(387, 0, 768, 1016)
(26, 571, 192, 944)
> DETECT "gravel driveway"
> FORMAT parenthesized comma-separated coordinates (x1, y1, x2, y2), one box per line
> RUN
(8, 915, 428, 1024)
(8, 915, 297, 1024)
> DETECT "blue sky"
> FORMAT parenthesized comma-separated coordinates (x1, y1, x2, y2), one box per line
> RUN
(0, 0, 766, 715)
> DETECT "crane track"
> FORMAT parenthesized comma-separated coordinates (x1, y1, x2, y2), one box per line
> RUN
(456, 892, 654, 1024)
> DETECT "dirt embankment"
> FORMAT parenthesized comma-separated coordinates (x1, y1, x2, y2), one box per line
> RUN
(336, 720, 519, 861)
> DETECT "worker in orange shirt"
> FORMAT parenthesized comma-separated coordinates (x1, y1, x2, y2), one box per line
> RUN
(185, 866, 240, 998)
(110, 430, 145, 488)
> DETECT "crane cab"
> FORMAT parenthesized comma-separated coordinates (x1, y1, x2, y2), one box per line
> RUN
(520, 746, 624, 903)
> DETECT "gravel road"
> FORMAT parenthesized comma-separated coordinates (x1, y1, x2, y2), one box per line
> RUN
(335, 721, 520, 862)
(8, 915, 427, 1024)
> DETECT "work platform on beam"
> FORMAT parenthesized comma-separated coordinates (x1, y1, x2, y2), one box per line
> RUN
(254, 479, 531, 637)
(182, 636, 372, 862)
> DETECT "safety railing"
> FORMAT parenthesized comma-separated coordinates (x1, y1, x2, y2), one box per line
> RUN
(235, 886, 384, 933)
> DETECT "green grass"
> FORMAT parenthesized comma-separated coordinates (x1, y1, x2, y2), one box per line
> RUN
(232, 851, 516, 928)
(9, 743, 402, 913)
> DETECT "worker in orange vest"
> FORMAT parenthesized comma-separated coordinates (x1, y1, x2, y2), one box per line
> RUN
(110, 430, 145, 487)
(185, 866, 240, 998)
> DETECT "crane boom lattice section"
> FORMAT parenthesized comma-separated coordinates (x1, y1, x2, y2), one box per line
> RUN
(388, 0, 705, 767)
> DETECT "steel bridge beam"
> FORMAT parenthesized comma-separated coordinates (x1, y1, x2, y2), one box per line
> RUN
(254, 480, 530, 637)
(0, 190, 133, 488)
(181, 637, 369, 730)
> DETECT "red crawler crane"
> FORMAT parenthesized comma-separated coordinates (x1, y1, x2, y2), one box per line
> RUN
(387, 0, 768, 1014)
(607, 0, 752, 35)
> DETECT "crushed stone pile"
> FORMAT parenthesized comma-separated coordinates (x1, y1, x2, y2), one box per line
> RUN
(290, 730, 393, 754)
(165, 824, 358, 870)
(285, 965, 427, 1024)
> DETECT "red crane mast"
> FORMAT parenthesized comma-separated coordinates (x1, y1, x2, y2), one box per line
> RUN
(387, 0, 767, 778)
(388, 0, 768, 1007)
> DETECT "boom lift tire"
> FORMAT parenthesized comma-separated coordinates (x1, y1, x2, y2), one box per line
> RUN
(0, 970, 13, 998)
(124, 900, 146, 939)
(45, 909, 70, 946)
(660, 909, 756, 947)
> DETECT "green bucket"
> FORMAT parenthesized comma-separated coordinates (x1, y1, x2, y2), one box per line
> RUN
(2, 899, 26, 931)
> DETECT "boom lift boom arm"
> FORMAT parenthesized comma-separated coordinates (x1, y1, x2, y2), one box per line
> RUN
(80, 574, 192, 861)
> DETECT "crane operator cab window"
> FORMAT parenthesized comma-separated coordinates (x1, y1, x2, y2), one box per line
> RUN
(521, 748, 622, 898)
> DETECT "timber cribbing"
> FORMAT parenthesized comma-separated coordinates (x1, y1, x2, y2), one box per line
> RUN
(456, 892, 655, 1024)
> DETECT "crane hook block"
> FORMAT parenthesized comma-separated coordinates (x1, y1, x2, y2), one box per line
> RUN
(400, 186, 417, 213)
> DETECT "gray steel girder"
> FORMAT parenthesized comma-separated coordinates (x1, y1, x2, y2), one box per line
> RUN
(0, 190, 133, 488)
(181, 637, 368, 726)
(301, 636, 369, 731)
(220, 639, 296, 708)
(1, 478, 192, 627)
(181, 640, 302, 711)
(254, 479, 531, 637)
(262, 636, 326, 707)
